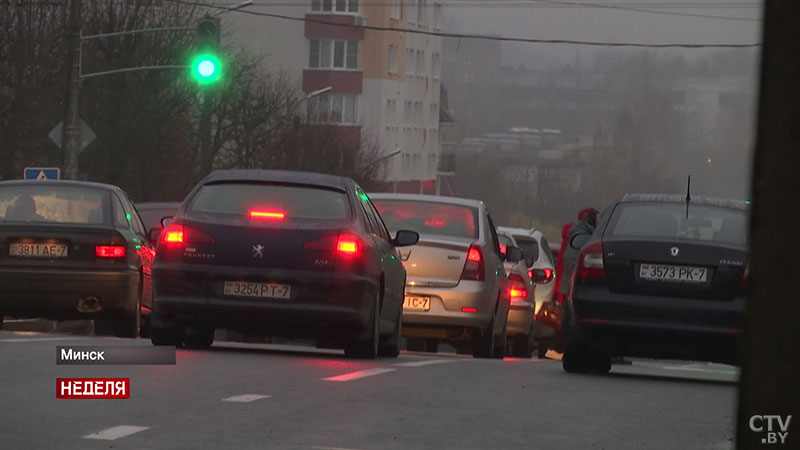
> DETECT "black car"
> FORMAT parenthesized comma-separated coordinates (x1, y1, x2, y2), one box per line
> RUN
(150, 170, 419, 358)
(0, 180, 155, 337)
(562, 194, 748, 373)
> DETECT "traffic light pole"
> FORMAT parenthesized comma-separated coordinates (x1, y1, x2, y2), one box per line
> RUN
(62, 0, 83, 180)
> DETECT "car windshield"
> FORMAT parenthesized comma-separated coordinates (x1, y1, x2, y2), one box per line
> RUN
(0, 185, 107, 225)
(607, 203, 748, 245)
(372, 200, 478, 239)
(513, 237, 540, 262)
(188, 183, 349, 220)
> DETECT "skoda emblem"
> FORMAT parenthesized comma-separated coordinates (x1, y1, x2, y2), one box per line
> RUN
(669, 247, 680, 257)
(252, 244, 265, 258)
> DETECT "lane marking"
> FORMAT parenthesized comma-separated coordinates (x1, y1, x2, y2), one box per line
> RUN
(223, 394, 272, 402)
(0, 337, 84, 343)
(394, 359, 460, 368)
(323, 368, 396, 382)
(83, 425, 149, 441)
(312, 447, 366, 450)
(661, 365, 737, 375)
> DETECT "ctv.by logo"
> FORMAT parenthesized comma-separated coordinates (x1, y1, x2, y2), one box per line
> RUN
(750, 415, 792, 445)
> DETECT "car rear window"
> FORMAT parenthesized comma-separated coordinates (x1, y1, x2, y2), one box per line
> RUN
(513, 237, 540, 262)
(372, 200, 478, 239)
(0, 185, 107, 225)
(608, 203, 748, 245)
(188, 183, 349, 220)
(498, 234, 514, 254)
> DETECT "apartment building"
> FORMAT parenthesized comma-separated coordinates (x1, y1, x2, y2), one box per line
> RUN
(229, 0, 443, 192)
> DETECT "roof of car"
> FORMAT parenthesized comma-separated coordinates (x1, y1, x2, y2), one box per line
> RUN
(135, 202, 183, 210)
(368, 193, 484, 208)
(0, 179, 122, 191)
(201, 169, 351, 190)
(497, 226, 541, 239)
(620, 194, 749, 210)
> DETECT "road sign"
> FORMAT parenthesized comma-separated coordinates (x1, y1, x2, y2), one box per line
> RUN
(24, 167, 60, 180)
(48, 118, 97, 152)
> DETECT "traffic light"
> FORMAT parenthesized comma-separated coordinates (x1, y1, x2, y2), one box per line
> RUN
(191, 16, 222, 84)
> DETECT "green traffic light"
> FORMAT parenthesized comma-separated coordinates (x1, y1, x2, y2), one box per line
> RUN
(191, 53, 222, 84)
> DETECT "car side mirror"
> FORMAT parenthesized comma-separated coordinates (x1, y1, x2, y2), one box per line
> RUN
(393, 230, 419, 247)
(570, 233, 592, 250)
(148, 227, 162, 242)
(504, 246, 524, 263)
(160, 216, 173, 228)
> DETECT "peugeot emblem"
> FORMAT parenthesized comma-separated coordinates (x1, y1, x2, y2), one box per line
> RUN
(252, 244, 264, 258)
(669, 246, 680, 257)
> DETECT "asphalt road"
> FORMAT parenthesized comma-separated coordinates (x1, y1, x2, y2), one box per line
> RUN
(0, 330, 738, 450)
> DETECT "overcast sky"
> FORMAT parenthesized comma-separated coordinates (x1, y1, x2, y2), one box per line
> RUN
(442, 0, 762, 67)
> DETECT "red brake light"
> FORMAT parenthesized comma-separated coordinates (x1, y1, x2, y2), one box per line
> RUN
(159, 223, 215, 247)
(575, 241, 605, 282)
(461, 245, 485, 281)
(461, 307, 478, 313)
(507, 273, 527, 298)
(95, 245, 126, 258)
(529, 268, 555, 284)
(424, 220, 445, 227)
(337, 234, 359, 254)
(509, 287, 527, 298)
(249, 210, 285, 220)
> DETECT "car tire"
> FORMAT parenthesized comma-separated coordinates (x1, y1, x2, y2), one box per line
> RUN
(345, 293, 380, 359)
(512, 325, 535, 358)
(151, 324, 182, 346)
(562, 319, 592, 374)
(472, 315, 495, 359)
(378, 307, 402, 358)
(184, 326, 214, 349)
(492, 322, 507, 359)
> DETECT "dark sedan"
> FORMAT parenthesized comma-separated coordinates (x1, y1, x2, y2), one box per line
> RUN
(135, 201, 182, 242)
(0, 180, 155, 337)
(562, 194, 748, 373)
(150, 170, 419, 358)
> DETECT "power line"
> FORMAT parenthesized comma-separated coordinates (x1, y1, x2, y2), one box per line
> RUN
(172, 0, 761, 48)
(525, 0, 758, 22)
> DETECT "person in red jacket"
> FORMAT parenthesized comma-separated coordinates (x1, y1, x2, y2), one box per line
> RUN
(554, 221, 574, 305)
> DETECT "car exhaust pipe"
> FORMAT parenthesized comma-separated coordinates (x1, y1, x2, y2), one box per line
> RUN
(77, 296, 102, 313)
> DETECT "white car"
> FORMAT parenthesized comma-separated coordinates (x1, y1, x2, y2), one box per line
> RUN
(497, 227, 558, 357)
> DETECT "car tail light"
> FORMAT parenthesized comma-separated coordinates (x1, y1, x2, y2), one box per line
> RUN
(460, 245, 484, 281)
(575, 241, 605, 282)
(461, 307, 478, 313)
(95, 245, 126, 258)
(336, 234, 359, 254)
(528, 268, 555, 284)
(303, 233, 361, 255)
(507, 274, 528, 298)
(249, 210, 285, 220)
(159, 223, 215, 247)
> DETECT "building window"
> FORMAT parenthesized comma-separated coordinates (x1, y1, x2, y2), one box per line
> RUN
(417, 0, 425, 25)
(431, 52, 440, 78)
(308, 93, 359, 124)
(309, 39, 358, 69)
(312, 0, 358, 13)
(388, 45, 397, 74)
(416, 50, 425, 76)
(405, 48, 415, 75)
(434, 4, 442, 29)
(390, 0, 400, 19)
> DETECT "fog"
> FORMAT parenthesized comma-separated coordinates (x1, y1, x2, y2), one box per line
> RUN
(440, 0, 761, 231)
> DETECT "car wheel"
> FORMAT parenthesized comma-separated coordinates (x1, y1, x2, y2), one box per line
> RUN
(378, 306, 402, 358)
(492, 321, 507, 359)
(562, 319, 592, 374)
(184, 326, 214, 349)
(472, 315, 495, 359)
(151, 323, 182, 346)
(345, 293, 380, 359)
(512, 325, 535, 358)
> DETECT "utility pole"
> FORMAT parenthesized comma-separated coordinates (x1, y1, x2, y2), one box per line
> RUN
(62, 0, 83, 180)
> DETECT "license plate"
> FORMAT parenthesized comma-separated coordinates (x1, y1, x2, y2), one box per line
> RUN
(639, 264, 708, 283)
(223, 281, 291, 299)
(403, 296, 431, 311)
(9, 242, 68, 258)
